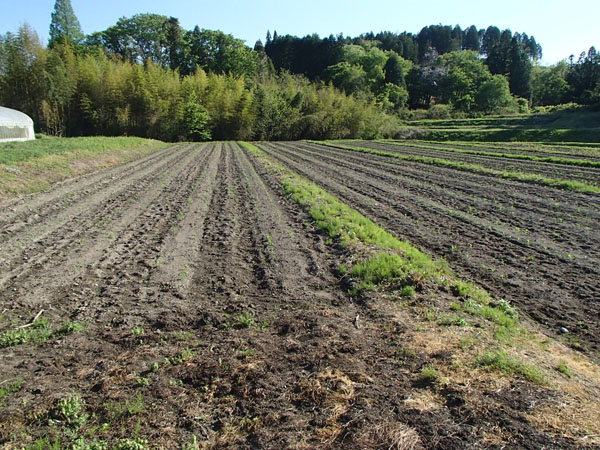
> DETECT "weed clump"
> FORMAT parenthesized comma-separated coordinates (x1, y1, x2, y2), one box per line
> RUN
(476, 350, 546, 385)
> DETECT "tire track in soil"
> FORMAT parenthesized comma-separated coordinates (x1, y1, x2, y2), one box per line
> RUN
(259, 142, 600, 354)
(0, 142, 583, 449)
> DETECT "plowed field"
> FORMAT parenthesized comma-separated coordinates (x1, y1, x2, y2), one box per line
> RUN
(258, 141, 600, 353)
(1, 142, 598, 449)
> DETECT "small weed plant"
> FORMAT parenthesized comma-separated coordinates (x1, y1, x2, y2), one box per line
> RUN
(476, 350, 546, 385)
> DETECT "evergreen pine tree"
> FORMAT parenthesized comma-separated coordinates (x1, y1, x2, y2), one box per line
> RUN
(49, 0, 84, 48)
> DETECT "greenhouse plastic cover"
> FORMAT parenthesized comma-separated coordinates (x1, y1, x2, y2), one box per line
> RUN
(0, 106, 33, 126)
(0, 106, 35, 141)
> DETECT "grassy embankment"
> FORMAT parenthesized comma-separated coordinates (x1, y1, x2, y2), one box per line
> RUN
(401, 110, 600, 143)
(0, 136, 169, 199)
(318, 141, 600, 193)
(241, 140, 600, 441)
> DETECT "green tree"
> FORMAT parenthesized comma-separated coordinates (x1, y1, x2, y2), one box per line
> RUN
(508, 34, 533, 100)
(0, 24, 47, 124)
(182, 91, 211, 141)
(566, 47, 600, 104)
(42, 42, 77, 135)
(438, 51, 491, 111)
(49, 0, 84, 48)
(463, 26, 481, 52)
(324, 62, 368, 95)
(531, 62, 569, 106)
(185, 28, 258, 76)
(475, 74, 516, 113)
(164, 17, 186, 71)
(383, 52, 406, 86)
(91, 14, 171, 66)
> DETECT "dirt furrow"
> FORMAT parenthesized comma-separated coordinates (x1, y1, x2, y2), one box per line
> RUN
(259, 142, 600, 353)
(0, 144, 183, 232)
(0, 145, 208, 315)
(358, 141, 600, 184)
(276, 142, 599, 264)
(0, 145, 197, 277)
(296, 142, 600, 222)
(411, 140, 600, 161)
(0, 142, 588, 449)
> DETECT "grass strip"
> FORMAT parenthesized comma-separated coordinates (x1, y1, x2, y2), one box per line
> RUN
(240, 142, 446, 281)
(312, 141, 600, 194)
(0, 136, 169, 198)
(417, 127, 600, 144)
(0, 136, 165, 165)
(240, 141, 519, 335)
(412, 139, 600, 154)
(375, 140, 600, 168)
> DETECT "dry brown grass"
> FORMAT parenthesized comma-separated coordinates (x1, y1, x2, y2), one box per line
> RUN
(353, 419, 423, 450)
(295, 368, 356, 443)
(374, 292, 600, 443)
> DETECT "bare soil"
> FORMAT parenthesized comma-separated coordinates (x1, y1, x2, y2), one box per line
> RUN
(259, 141, 600, 355)
(356, 141, 600, 185)
(0, 143, 596, 448)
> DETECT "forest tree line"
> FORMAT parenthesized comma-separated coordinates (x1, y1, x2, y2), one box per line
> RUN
(0, 0, 599, 141)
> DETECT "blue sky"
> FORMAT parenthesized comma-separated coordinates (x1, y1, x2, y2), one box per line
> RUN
(1, 0, 598, 64)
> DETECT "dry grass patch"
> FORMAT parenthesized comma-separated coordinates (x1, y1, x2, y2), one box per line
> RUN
(353, 419, 423, 450)
(295, 368, 356, 443)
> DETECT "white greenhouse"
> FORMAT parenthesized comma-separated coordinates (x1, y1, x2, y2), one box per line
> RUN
(0, 106, 35, 142)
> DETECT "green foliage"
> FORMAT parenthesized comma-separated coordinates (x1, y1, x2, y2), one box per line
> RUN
(182, 91, 211, 141)
(532, 62, 569, 106)
(23, 437, 63, 450)
(131, 326, 145, 336)
(0, 136, 164, 166)
(418, 365, 440, 384)
(555, 362, 573, 377)
(185, 28, 259, 77)
(476, 350, 546, 385)
(104, 393, 145, 423)
(71, 437, 108, 450)
(236, 311, 256, 328)
(87, 14, 175, 66)
(2, 17, 597, 135)
(55, 321, 85, 336)
(475, 75, 517, 114)
(54, 395, 88, 429)
(437, 51, 492, 111)
(49, 0, 84, 48)
(398, 285, 417, 299)
(382, 139, 600, 168)
(0, 318, 52, 348)
(349, 252, 432, 294)
(112, 438, 149, 450)
(242, 141, 449, 294)
(0, 379, 23, 400)
(0, 318, 84, 348)
(437, 313, 467, 327)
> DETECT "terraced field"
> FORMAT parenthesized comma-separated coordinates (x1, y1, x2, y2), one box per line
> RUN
(1, 142, 599, 448)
